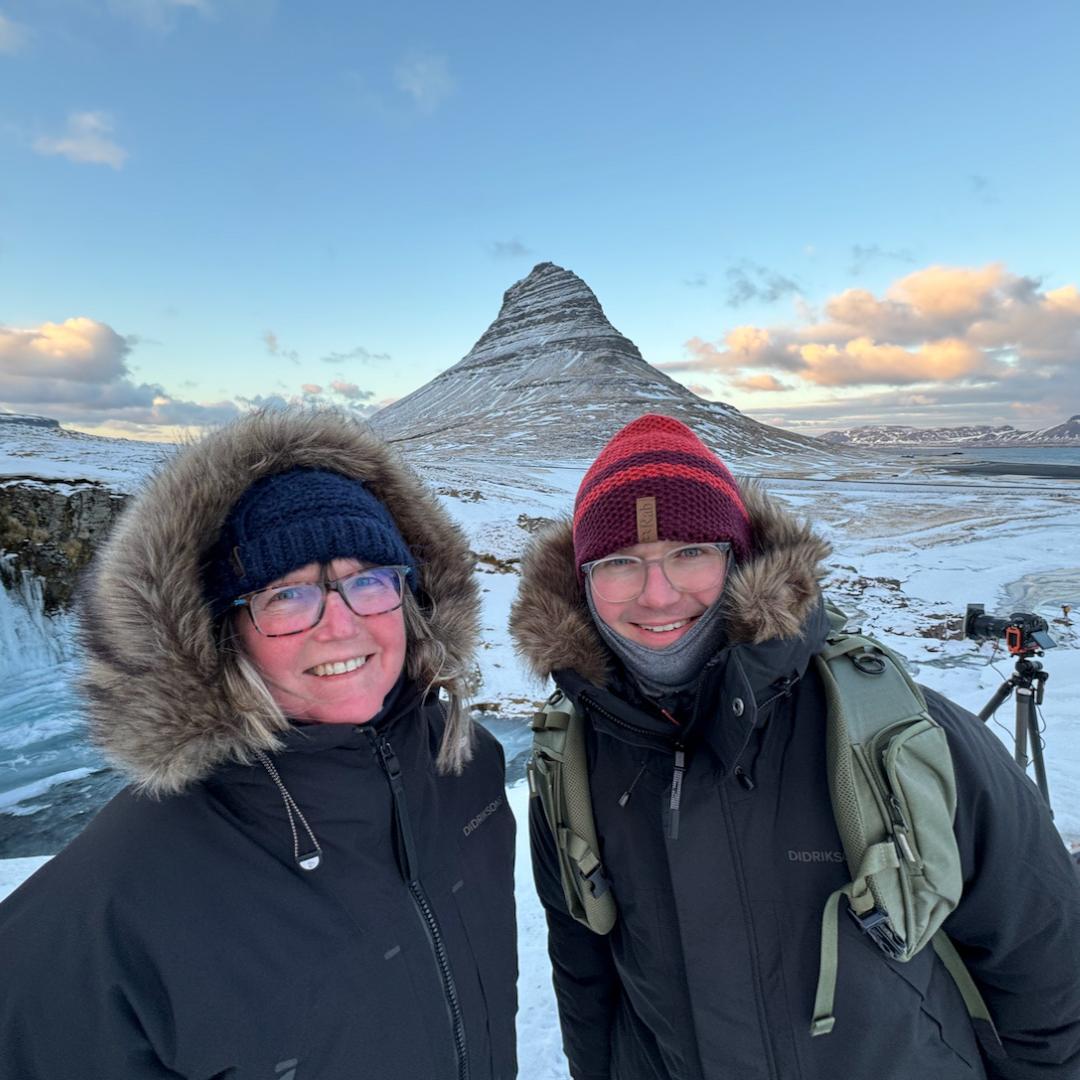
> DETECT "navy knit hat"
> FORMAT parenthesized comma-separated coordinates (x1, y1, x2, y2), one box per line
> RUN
(204, 468, 417, 614)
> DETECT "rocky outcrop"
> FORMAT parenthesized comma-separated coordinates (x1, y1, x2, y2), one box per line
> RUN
(0, 480, 127, 613)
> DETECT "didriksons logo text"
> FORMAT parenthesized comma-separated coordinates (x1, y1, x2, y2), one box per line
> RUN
(463, 797, 504, 836)
(787, 849, 845, 863)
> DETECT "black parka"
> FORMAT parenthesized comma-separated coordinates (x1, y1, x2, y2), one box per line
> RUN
(509, 485, 1080, 1080)
(0, 410, 518, 1080)
(0, 699, 517, 1080)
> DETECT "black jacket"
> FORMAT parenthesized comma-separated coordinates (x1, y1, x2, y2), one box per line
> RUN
(510, 486, 1080, 1080)
(0, 410, 518, 1079)
(0, 699, 517, 1080)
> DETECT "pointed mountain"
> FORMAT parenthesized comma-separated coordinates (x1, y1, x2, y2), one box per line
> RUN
(370, 263, 824, 460)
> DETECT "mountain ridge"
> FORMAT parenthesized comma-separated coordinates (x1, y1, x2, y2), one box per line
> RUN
(821, 415, 1080, 447)
(370, 262, 827, 461)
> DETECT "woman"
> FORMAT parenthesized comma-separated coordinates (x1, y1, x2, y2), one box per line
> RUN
(0, 409, 517, 1080)
(510, 413, 1080, 1080)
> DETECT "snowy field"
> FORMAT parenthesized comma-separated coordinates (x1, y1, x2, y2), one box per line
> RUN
(1, 447, 1078, 1077)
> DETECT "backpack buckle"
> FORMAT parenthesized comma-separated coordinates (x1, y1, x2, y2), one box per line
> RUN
(581, 862, 612, 899)
(846, 904, 905, 958)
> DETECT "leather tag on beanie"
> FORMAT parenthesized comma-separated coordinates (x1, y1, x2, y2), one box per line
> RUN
(636, 497, 658, 543)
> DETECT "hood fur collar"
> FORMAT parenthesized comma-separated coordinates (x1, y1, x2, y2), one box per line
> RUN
(80, 409, 479, 794)
(509, 480, 831, 687)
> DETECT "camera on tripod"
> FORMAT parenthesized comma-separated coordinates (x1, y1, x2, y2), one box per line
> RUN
(965, 603, 1056, 812)
(964, 604, 1056, 656)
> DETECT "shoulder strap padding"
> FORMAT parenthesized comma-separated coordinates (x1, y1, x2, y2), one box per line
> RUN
(528, 691, 617, 935)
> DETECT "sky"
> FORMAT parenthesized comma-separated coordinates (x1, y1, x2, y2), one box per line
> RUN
(1, 0, 1079, 440)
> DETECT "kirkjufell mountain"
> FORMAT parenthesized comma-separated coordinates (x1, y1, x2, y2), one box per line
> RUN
(370, 262, 824, 460)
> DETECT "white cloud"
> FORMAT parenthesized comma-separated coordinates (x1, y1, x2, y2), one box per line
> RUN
(0, 11, 28, 54)
(0, 316, 240, 432)
(33, 112, 128, 170)
(394, 52, 455, 113)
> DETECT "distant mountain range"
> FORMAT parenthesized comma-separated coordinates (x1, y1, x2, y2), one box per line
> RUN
(371, 262, 826, 461)
(820, 416, 1080, 448)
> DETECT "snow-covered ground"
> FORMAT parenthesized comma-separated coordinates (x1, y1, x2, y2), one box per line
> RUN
(2, 445, 1078, 1078)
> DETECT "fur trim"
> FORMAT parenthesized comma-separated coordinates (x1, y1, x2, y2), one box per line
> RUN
(509, 479, 831, 685)
(80, 409, 480, 794)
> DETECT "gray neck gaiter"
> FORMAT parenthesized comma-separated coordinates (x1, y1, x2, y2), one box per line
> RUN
(586, 581, 728, 695)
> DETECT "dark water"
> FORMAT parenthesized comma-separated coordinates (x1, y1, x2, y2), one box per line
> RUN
(901, 445, 1080, 478)
(898, 446, 1080, 464)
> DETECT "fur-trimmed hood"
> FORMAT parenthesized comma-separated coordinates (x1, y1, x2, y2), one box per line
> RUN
(509, 480, 831, 687)
(80, 409, 479, 794)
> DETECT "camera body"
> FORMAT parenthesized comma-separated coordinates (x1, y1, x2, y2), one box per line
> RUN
(964, 604, 1056, 655)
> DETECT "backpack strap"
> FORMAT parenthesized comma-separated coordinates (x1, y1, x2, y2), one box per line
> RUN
(528, 691, 617, 935)
(931, 934, 1006, 1059)
(810, 607, 1003, 1059)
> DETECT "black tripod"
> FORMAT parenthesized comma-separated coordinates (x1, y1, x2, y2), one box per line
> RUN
(977, 654, 1052, 812)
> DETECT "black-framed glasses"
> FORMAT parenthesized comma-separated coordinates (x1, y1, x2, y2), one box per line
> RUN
(582, 543, 731, 604)
(232, 565, 411, 637)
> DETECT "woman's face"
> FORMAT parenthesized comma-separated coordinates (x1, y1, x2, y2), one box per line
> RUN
(234, 557, 407, 725)
(589, 539, 728, 649)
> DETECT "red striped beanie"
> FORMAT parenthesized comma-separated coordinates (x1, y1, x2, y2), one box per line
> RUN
(573, 414, 752, 572)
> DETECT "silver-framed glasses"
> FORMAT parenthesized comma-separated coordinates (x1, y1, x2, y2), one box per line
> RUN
(582, 543, 731, 604)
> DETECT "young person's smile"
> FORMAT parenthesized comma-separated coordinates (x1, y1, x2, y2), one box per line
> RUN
(590, 540, 728, 649)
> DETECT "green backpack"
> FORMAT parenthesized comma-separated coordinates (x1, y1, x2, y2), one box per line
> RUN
(527, 604, 1004, 1055)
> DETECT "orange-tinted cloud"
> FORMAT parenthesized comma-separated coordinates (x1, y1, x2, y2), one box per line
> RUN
(732, 374, 790, 392)
(797, 337, 992, 387)
(661, 262, 1080, 391)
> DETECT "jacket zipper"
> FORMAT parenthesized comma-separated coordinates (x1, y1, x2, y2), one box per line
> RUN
(718, 778, 779, 1080)
(367, 730, 469, 1080)
(668, 746, 686, 839)
(579, 693, 688, 839)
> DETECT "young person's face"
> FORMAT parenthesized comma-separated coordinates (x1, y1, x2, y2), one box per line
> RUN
(588, 540, 729, 650)
(235, 557, 407, 724)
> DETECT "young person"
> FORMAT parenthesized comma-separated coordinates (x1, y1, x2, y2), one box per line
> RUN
(0, 409, 517, 1080)
(511, 413, 1079, 1080)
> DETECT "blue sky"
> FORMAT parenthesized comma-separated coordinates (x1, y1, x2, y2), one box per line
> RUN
(2, 0, 1079, 439)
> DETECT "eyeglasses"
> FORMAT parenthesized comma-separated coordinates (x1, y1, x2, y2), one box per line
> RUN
(582, 543, 731, 604)
(232, 565, 411, 637)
